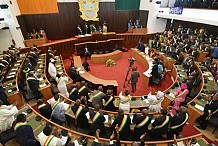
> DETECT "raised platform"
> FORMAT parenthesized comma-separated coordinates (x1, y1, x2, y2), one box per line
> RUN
(91, 50, 122, 64)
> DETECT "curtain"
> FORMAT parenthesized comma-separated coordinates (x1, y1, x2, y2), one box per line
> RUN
(115, 0, 141, 10)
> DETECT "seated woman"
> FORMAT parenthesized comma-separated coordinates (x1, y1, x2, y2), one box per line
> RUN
(119, 90, 132, 113)
(172, 83, 189, 115)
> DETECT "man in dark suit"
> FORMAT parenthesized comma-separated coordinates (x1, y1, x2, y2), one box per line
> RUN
(89, 104, 107, 137)
(37, 99, 52, 119)
(68, 84, 79, 101)
(78, 81, 91, 103)
(27, 72, 43, 99)
(151, 109, 171, 140)
(128, 67, 140, 93)
(103, 90, 115, 111)
(197, 94, 218, 130)
(167, 107, 189, 139)
(71, 99, 90, 134)
(91, 86, 106, 108)
(111, 109, 132, 140)
(84, 45, 91, 59)
(186, 61, 195, 76)
(12, 114, 40, 146)
(132, 109, 152, 141)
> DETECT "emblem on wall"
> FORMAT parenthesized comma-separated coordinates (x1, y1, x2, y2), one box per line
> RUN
(78, 0, 99, 21)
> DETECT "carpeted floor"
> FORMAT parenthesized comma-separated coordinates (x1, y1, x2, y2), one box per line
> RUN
(63, 51, 173, 96)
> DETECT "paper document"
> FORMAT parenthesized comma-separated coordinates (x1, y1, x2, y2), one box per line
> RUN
(79, 71, 85, 74)
(104, 115, 109, 123)
(195, 104, 204, 111)
(85, 112, 90, 120)
(62, 102, 70, 111)
(169, 93, 175, 98)
(151, 119, 155, 123)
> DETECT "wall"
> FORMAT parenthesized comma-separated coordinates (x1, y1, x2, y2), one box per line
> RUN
(17, 2, 147, 40)
(0, 0, 25, 48)
(0, 29, 13, 52)
(140, 0, 167, 33)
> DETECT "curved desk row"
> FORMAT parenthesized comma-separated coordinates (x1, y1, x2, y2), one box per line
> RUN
(3, 53, 27, 108)
(91, 50, 122, 64)
(187, 63, 216, 124)
(73, 56, 118, 93)
(19, 104, 207, 146)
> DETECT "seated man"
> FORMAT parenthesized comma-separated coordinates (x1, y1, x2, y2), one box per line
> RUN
(50, 94, 67, 125)
(0, 100, 18, 132)
(27, 72, 43, 99)
(13, 114, 40, 146)
(196, 94, 218, 130)
(151, 109, 171, 140)
(71, 99, 90, 134)
(110, 109, 131, 140)
(37, 99, 52, 119)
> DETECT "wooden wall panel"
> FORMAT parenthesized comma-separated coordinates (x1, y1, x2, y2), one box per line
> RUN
(17, 2, 148, 40)
(16, 0, 59, 14)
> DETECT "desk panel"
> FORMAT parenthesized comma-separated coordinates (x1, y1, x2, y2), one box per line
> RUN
(91, 50, 122, 64)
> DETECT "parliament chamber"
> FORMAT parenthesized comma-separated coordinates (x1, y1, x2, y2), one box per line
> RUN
(1, 0, 218, 146)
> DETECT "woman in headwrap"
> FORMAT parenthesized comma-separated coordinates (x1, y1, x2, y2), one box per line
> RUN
(148, 91, 164, 112)
(119, 90, 132, 113)
(172, 83, 189, 114)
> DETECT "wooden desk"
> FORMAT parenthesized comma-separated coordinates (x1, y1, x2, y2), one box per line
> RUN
(24, 38, 47, 47)
(74, 56, 118, 93)
(162, 65, 187, 109)
(3, 53, 27, 108)
(91, 50, 122, 64)
(75, 32, 117, 43)
(129, 48, 150, 85)
(158, 53, 176, 71)
(195, 50, 208, 62)
(187, 63, 214, 125)
(74, 38, 124, 56)
(133, 28, 147, 34)
(55, 55, 73, 87)
(34, 54, 53, 100)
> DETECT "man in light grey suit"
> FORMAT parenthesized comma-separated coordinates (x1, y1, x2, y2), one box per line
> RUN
(129, 67, 140, 93)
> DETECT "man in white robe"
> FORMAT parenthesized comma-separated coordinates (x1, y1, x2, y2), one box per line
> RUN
(0, 100, 18, 132)
(147, 91, 164, 112)
(48, 58, 57, 79)
(56, 73, 69, 98)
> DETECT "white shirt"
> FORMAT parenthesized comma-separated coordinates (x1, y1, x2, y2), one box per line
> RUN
(0, 105, 18, 132)
(38, 132, 63, 146)
(48, 62, 57, 79)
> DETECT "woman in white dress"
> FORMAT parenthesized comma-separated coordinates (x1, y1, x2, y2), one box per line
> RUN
(119, 90, 132, 113)
(56, 73, 69, 98)
(147, 91, 164, 112)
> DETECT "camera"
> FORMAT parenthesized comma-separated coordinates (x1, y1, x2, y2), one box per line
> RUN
(128, 57, 135, 67)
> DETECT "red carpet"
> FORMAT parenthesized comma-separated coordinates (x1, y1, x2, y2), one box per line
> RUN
(64, 51, 173, 96)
